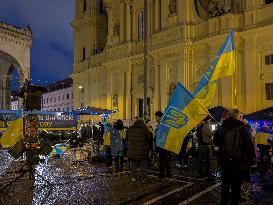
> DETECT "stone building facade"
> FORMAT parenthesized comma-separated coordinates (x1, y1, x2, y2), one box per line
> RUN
(0, 21, 32, 110)
(42, 78, 73, 112)
(72, 0, 273, 120)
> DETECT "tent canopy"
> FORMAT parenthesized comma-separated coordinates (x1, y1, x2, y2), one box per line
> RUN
(245, 107, 273, 121)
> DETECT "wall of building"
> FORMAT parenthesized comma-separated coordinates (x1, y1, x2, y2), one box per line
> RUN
(72, 0, 273, 119)
(42, 87, 73, 112)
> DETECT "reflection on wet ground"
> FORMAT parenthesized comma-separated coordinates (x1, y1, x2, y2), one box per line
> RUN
(0, 150, 272, 205)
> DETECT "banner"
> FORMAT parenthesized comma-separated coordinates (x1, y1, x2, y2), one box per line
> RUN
(0, 113, 77, 131)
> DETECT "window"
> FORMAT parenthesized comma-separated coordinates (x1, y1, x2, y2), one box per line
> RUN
(81, 88, 85, 94)
(265, 54, 273, 65)
(54, 109, 56, 111)
(63, 95, 65, 100)
(58, 96, 61, 101)
(82, 47, 86, 61)
(266, 83, 273, 100)
(83, 0, 87, 12)
(67, 94, 70, 99)
(47, 98, 49, 103)
(265, 0, 273, 5)
(50, 97, 52, 103)
(138, 11, 144, 40)
(80, 103, 84, 108)
(67, 107, 70, 111)
(43, 99, 46, 104)
(99, 0, 103, 14)
(58, 108, 60, 111)
(54, 97, 56, 102)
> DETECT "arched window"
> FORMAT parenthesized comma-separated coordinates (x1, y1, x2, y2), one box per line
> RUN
(82, 47, 86, 61)
(265, 0, 273, 5)
(83, 0, 87, 12)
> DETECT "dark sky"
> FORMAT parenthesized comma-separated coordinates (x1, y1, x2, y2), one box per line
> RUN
(0, 0, 74, 86)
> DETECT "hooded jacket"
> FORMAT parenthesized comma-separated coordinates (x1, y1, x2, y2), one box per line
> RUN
(127, 120, 152, 160)
(214, 117, 255, 173)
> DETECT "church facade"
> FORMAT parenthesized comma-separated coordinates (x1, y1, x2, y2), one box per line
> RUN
(72, 0, 273, 120)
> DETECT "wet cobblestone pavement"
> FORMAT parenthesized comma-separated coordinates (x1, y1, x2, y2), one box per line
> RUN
(0, 150, 272, 205)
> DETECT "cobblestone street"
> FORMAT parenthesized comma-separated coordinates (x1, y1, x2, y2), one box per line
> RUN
(1, 150, 272, 205)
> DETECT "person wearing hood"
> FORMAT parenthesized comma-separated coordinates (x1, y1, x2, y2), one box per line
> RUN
(127, 119, 152, 182)
(110, 119, 127, 172)
(214, 109, 255, 205)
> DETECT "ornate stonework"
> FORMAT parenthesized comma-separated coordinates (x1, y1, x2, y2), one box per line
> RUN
(168, 0, 177, 16)
(0, 21, 32, 109)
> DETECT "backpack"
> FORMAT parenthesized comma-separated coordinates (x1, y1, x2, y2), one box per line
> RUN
(222, 127, 243, 162)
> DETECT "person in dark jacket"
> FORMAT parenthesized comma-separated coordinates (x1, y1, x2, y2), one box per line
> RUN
(214, 109, 255, 205)
(127, 119, 152, 182)
(197, 116, 213, 177)
(155, 111, 172, 178)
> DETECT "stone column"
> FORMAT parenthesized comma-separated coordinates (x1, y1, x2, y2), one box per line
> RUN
(159, 61, 168, 109)
(177, 0, 184, 23)
(153, 64, 160, 112)
(106, 70, 113, 110)
(119, 2, 125, 42)
(131, 8, 136, 41)
(118, 72, 126, 119)
(160, 0, 166, 29)
(126, 2, 131, 41)
(126, 70, 132, 119)
(154, 0, 160, 31)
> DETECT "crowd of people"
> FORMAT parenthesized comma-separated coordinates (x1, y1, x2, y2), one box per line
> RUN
(100, 109, 272, 205)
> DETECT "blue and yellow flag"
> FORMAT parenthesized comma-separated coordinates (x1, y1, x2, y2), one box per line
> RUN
(0, 118, 23, 149)
(193, 31, 235, 108)
(156, 83, 209, 154)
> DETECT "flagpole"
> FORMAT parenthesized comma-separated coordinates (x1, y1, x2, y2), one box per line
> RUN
(233, 31, 238, 108)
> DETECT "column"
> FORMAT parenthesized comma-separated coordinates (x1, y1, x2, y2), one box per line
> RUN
(153, 64, 160, 112)
(159, 61, 168, 109)
(118, 72, 125, 119)
(177, 0, 184, 23)
(106, 8, 113, 45)
(131, 9, 136, 40)
(119, 2, 125, 42)
(106, 71, 112, 110)
(126, 2, 131, 41)
(149, 1, 154, 34)
(160, 0, 166, 29)
(154, 0, 160, 31)
(126, 70, 132, 119)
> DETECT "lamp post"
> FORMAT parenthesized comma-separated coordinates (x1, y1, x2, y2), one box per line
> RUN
(143, 0, 149, 120)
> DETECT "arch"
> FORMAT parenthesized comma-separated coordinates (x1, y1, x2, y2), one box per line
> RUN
(0, 50, 24, 86)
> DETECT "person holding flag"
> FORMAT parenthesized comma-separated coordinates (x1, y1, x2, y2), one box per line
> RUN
(156, 30, 236, 169)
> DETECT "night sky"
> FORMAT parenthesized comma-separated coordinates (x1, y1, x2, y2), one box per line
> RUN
(0, 0, 74, 88)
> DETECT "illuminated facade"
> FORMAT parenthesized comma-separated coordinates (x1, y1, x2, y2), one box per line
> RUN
(72, 0, 273, 120)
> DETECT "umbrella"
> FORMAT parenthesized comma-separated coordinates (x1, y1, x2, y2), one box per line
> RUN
(208, 106, 229, 122)
(49, 143, 67, 157)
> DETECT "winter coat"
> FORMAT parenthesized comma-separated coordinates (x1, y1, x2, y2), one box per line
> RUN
(127, 120, 153, 160)
(214, 117, 255, 175)
(110, 126, 127, 156)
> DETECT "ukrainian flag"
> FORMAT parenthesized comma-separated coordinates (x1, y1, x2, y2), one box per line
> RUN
(193, 31, 235, 108)
(0, 118, 23, 149)
(156, 83, 209, 154)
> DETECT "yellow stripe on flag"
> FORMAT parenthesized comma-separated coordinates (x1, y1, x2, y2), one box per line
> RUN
(0, 118, 23, 148)
(164, 98, 209, 154)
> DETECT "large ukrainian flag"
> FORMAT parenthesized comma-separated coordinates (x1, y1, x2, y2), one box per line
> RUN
(156, 83, 209, 154)
(193, 31, 235, 108)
